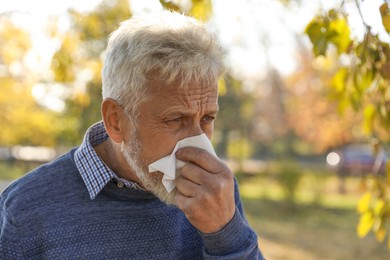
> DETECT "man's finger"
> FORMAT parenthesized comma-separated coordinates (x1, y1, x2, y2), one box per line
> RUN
(180, 163, 210, 185)
(173, 192, 193, 212)
(176, 147, 227, 174)
(175, 175, 201, 197)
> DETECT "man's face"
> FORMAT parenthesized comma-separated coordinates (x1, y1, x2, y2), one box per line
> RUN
(121, 80, 219, 203)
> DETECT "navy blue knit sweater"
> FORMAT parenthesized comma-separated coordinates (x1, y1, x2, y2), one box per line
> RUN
(0, 148, 263, 259)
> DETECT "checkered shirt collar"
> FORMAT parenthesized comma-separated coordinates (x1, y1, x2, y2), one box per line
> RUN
(74, 121, 141, 199)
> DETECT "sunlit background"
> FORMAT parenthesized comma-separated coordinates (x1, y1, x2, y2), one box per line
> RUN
(1, 0, 390, 259)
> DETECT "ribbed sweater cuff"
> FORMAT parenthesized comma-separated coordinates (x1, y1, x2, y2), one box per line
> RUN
(200, 208, 256, 256)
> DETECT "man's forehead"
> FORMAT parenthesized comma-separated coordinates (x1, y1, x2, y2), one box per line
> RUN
(143, 86, 219, 117)
(168, 84, 218, 103)
(177, 85, 218, 99)
(146, 77, 218, 94)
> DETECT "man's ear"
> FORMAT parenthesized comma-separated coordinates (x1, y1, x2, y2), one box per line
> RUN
(101, 98, 128, 144)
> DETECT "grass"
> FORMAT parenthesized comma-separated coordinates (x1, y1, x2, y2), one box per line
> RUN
(0, 161, 41, 180)
(237, 166, 390, 260)
(244, 198, 390, 259)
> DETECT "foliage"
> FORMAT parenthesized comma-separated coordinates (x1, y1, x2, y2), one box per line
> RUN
(0, 16, 60, 146)
(159, 0, 213, 21)
(0, 1, 133, 147)
(215, 75, 256, 158)
(227, 135, 253, 162)
(356, 179, 389, 246)
(305, 10, 351, 56)
(284, 48, 362, 152)
(50, 0, 132, 145)
(273, 160, 302, 202)
(304, 0, 390, 249)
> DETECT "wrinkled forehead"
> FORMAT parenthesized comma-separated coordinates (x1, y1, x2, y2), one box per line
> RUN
(144, 75, 219, 98)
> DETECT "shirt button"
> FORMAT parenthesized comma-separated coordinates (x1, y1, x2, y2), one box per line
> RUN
(117, 181, 124, 188)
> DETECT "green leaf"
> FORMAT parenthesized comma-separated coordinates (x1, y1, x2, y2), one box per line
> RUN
(355, 68, 374, 92)
(328, 9, 338, 19)
(313, 35, 328, 56)
(305, 18, 328, 56)
(350, 91, 362, 111)
(305, 19, 323, 44)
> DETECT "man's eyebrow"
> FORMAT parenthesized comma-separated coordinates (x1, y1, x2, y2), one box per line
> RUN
(206, 109, 219, 115)
(161, 108, 219, 118)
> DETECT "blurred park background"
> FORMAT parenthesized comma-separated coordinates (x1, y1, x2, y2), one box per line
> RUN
(1, 0, 390, 259)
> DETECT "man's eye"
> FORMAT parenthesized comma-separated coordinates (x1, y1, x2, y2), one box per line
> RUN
(166, 117, 182, 123)
(202, 116, 216, 122)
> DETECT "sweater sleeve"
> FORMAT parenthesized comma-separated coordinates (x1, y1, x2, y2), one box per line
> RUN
(199, 179, 264, 260)
(0, 196, 24, 259)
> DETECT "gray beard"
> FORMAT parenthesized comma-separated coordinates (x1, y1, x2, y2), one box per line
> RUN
(120, 136, 176, 205)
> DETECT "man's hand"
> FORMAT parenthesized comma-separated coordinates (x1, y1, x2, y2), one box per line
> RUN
(173, 147, 235, 234)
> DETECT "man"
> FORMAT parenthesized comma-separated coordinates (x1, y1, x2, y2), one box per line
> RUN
(0, 11, 263, 259)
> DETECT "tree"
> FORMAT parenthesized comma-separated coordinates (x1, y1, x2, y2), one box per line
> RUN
(159, 0, 213, 21)
(215, 75, 255, 167)
(305, 0, 390, 249)
(285, 46, 363, 153)
(0, 15, 60, 146)
(50, 0, 218, 146)
(50, 0, 132, 145)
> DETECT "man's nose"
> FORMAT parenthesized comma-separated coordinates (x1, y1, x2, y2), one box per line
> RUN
(187, 121, 203, 137)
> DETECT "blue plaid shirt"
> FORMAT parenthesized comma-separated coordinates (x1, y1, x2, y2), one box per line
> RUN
(74, 121, 142, 199)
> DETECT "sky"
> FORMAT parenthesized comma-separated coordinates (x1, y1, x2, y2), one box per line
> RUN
(0, 0, 387, 83)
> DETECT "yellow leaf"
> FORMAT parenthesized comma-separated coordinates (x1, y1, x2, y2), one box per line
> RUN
(380, 3, 388, 15)
(357, 192, 372, 214)
(331, 68, 348, 93)
(336, 97, 350, 115)
(363, 104, 376, 135)
(380, 3, 390, 33)
(374, 199, 385, 215)
(357, 211, 374, 238)
(190, 0, 213, 21)
(375, 227, 386, 242)
(329, 18, 351, 54)
(218, 77, 227, 96)
(386, 161, 390, 184)
(373, 217, 386, 243)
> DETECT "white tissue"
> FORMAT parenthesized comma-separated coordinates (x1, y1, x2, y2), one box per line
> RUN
(148, 134, 217, 193)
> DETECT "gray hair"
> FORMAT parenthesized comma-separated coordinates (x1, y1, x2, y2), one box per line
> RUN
(102, 10, 225, 118)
